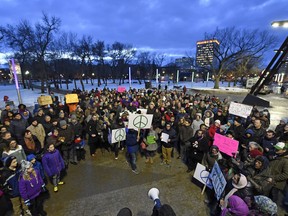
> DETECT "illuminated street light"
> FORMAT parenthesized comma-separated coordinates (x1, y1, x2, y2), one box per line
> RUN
(271, 20, 288, 28)
(25, 71, 29, 75)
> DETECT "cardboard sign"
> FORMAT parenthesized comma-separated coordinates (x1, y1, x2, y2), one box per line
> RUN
(229, 102, 253, 118)
(210, 162, 227, 200)
(111, 128, 126, 143)
(65, 94, 79, 104)
(117, 86, 126, 93)
(193, 163, 213, 189)
(37, 95, 53, 106)
(213, 133, 239, 157)
(128, 114, 153, 130)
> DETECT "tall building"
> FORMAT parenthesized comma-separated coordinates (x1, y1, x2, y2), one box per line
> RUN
(196, 39, 219, 67)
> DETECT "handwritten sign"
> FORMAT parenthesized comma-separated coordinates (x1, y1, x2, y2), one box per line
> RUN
(213, 133, 239, 157)
(193, 163, 213, 189)
(229, 102, 253, 118)
(65, 94, 79, 104)
(128, 114, 153, 130)
(117, 86, 126, 93)
(210, 162, 226, 200)
(111, 128, 126, 143)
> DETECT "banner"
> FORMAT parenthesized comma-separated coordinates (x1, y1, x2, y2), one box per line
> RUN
(210, 162, 227, 200)
(117, 86, 126, 93)
(229, 102, 253, 118)
(128, 114, 153, 130)
(193, 163, 213, 189)
(213, 133, 239, 157)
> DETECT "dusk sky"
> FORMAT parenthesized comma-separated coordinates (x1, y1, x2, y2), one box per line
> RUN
(0, 0, 287, 62)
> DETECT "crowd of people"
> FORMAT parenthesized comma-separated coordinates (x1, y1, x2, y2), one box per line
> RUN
(0, 86, 287, 216)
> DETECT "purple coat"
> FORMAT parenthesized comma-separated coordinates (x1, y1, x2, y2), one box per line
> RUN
(19, 169, 44, 201)
(221, 195, 249, 216)
(42, 149, 65, 177)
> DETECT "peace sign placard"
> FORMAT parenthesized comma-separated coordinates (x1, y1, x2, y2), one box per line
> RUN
(128, 114, 153, 130)
(111, 128, 126, 143)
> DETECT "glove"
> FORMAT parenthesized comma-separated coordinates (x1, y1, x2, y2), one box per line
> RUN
(24, 199, 31, 206)
(41, 184, 47, 193)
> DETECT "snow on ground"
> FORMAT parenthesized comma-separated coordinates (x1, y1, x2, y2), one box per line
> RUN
(0, 80, 246, 108)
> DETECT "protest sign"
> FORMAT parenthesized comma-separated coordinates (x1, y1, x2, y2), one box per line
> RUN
(37, 95, 53, 106)
(111, 128, 126, 144)
(229, 102, 253, 118)
(128, 114, 153, 130)
(65, 94, 79, 103)
(193, 163, 213, 189)
(161, 133, 169, 143)
(210, 162, 227, 200)
(117, 86, 126, 93)
(213, 133, 239, 157)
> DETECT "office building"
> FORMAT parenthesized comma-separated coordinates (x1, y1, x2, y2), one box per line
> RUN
(196, 39, 219, 67)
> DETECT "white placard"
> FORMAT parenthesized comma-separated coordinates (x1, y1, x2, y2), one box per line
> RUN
(193, 163, 213, 189)
(128, 114, 153, 130)
(111, 128, 126, 143)
(229, 102, 253, 118)
(161, 132, 169, 143)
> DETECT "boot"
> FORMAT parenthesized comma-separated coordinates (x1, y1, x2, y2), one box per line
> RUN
(149, 157, 154, 164)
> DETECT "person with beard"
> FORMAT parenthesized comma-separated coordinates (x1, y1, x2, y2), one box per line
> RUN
(58, 120, 77, 167)
(179, 119, 194, 164)
(186, 129, 209, 173)
(20, 130, 42, 157)
(27, 118, 46, 149)
(10, 113, 29, 144)
(1, 104, 11, 124)
(2, 139, 26, 164)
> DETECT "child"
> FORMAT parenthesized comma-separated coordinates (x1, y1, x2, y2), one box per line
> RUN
(26, 154, 46, 183)
(74, 135, 86, 161)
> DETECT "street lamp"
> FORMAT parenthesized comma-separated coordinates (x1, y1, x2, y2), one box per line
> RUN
(271, 20, 288, 28)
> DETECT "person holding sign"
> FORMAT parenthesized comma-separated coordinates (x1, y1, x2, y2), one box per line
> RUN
(143, 126, 158, 164)
(160, 123, 177, 167)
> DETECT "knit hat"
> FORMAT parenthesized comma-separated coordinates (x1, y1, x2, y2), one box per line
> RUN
(215, 120, 221, 125)
(59, 120, 67, 127)
(274, 142, 285, 150)
(21, 160, 32, 172)
(3, 156, 16, 167)
(220, 125, 226, 131)
(245, 129, 254, 136)
(232, 173, 247, 189)
(70, 114, 77, 120)
(195, 113, 202, 118)
(26, 154, 36, 162)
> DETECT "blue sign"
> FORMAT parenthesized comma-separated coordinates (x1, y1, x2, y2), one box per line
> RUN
(210, 162, 227, 200)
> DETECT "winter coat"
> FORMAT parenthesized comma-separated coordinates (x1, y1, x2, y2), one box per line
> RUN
(58, 125, 75, 150)
(70, 122, 83, 137)
(10, 118, 29, 142)
(221, 195, 249, 216)
(126, 130, 139, 154)
(179, 125, 194, 144)
(42, 149, 65, 177)
(27, 123, 46, 148)
(19, 170, 44, 201)
(161, 127, 177, 148)
(270, 155, 288, 190)
(20, 135, 42, 155)
(188, 135, 209, 162)
(1, 167, 21, 198)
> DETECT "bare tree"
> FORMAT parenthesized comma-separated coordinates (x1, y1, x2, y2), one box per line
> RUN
(204, 27, 277, 89)
(107, 42, 136, 85)
(1, 20, 34, 88)
(71, 35, 94, 91)
(31, 12, 61, 93)
(92, 40, 106, 86)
